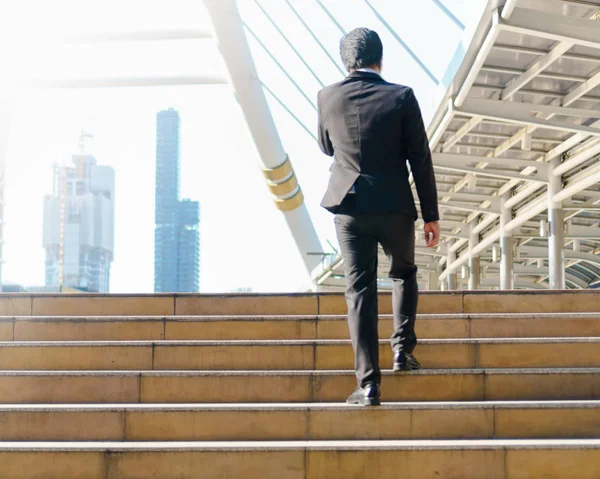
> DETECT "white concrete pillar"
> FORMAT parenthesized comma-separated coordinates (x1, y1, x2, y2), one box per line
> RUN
(447, 242, 458, 290)
(203, 0, 324, 279)
(500, 192, 514, 290)
(468, 224, 480, 290)
(548, 158, 566, 289)
(468, 256, 480, 290)
(427, 270, 439, 291)
(427, 259, 440, 291)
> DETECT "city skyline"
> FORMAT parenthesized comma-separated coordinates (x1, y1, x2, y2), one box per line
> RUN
(1, 1, 481, 293)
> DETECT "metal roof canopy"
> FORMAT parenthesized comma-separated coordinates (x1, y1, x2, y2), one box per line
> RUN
(317, 0, 600, 291)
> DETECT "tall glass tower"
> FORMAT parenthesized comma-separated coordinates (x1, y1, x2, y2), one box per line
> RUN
(154, 108, 200, 292)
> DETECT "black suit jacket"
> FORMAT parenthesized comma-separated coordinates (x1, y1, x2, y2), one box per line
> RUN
(317, 71, 439, 223)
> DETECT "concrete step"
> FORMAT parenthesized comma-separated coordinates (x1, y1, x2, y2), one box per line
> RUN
(2, 291, 600, 317)
(6, 312, 600, 341)
(0, 369, 599, 403)
(0, 439, 597, 478)
(0, 401, 598, 441)
(0, 338, 599, 370)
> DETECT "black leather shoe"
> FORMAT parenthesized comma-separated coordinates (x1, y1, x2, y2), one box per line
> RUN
(393, 351, 421, 371)
(346, 382, 381, 406)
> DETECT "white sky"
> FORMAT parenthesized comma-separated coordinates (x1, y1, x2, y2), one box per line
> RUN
(0, 0, 485, 293)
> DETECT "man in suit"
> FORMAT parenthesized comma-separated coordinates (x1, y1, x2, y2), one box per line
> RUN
(317, 28, 440, 406)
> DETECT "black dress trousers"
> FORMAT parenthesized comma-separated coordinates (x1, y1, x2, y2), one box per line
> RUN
(334, 210, 418, 387)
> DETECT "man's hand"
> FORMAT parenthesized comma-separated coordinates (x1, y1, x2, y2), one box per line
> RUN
(424, 221, 440, 248)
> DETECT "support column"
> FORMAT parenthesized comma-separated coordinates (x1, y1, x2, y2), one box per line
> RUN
(468, 224, 480, 290)
(468, 256, 480, 290)
(427, 259, 440, 291)
(500, 192, 514, 290)
(203, 0, 324, 279)
(427, 270, 439, 291)
(548, 158, 566, 289)
(447, 242, 458, 290)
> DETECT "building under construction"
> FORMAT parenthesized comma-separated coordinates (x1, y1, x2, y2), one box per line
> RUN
(42, 133, 115, 292)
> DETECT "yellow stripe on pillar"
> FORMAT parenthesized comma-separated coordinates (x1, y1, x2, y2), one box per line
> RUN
(266, 173, 298, 197)
(274, 188, 304, 212)
(262, 155, 292, 182)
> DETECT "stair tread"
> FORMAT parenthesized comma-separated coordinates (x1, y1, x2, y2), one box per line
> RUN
(0, 367, 597, 376)
(7, 312, 600, 321)
(0, 439, 599, 451)
(0, 400, 598, 411)
(0, 337, 598, 346)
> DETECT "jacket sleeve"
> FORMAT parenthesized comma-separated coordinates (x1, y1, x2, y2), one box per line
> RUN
(317, 90, 334, 157)
(402, 88, 439, 223)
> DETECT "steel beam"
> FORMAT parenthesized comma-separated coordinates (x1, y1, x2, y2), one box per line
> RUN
(553, 139, 600, 177)
(472, 213, 498, 236)
(555, 161, 600, 204)
(465, 98, 600, 120)
(434, 152, 547, 171)
(562, 202, 600, 212)
(557, 0, 600, 9)
(429, 100, 454, 150)
(480, 65, 587, 83)
(434, 163, 547, 183)
(442, 116, 482, 152)
(493, 43, 600, 64)
(445, 129, 562, 144)
(563, 70, 600, 108)
(500, 7, 600, 51)
(18, 75, 228, 89)
(439, 191, 501, 205)
(474, 83, 600, 103)
(60, 29, 213, 44)
(501, 0, 520, 20)
(504, 195, 548, 232)
(504, 183, 544, 209)
(415, 247, 446, 258)
(457, 98, 600, 137)
(455, 9, 500, 107)
(437, 202, 499, 215)
(522, 246, 600, 273)
(502, 41, 573, 100)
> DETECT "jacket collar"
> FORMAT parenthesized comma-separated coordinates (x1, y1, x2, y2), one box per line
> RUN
(347, 70, 383, 80)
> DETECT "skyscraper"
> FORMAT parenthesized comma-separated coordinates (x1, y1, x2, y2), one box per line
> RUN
(43, 132, 115, 292)
(176, 199, 200, 292)
(154, 108, 200, 292)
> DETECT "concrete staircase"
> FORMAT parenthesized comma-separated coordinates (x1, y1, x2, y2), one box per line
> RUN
(0, 291, 599, 478)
